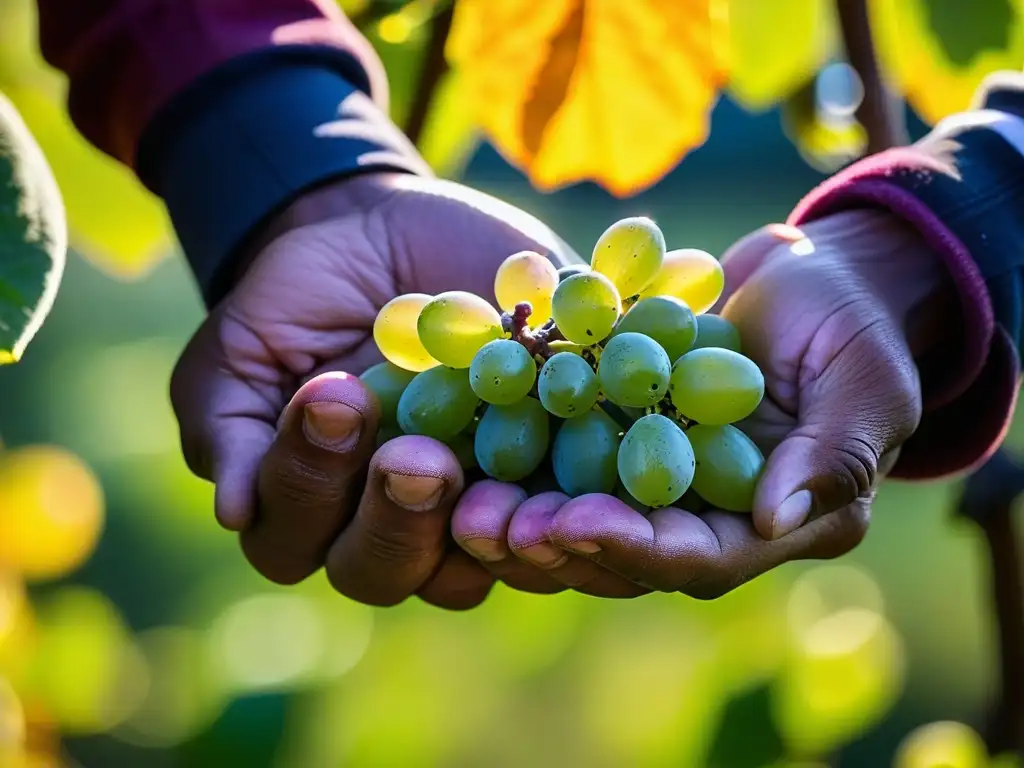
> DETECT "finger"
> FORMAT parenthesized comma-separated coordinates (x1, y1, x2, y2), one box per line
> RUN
(508, 493, 648, 598)
(748, 312, 921, 540)
(416, 549, 496, 611)
(546, 494, 870, 598)
(325, 434, 464, 606)
(452, 481, 566, 594)
(714, 224, 805, 312)
(240, 372, 379, 584)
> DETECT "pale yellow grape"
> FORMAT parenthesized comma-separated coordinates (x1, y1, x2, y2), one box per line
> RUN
(638, 248, 724, 315)
(494, 250, 559, 325)
(551, 272, 621, 345)
(591, 217, 666, 298)
(417, 291, 504, 368)
(372, 293, 439, 372)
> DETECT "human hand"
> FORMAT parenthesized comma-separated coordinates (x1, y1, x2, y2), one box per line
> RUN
(170, 172, 580, 608)
(451, 210, 950, 598)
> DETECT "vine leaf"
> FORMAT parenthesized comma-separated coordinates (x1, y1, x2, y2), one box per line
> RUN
(0, 92, 65, 363)
(870, 0, 1024, 124)
(725, 0, 836, 111)
(446, 0, 729, 196)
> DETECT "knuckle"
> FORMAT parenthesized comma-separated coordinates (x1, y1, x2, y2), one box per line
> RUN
(263, 457, 341, 510)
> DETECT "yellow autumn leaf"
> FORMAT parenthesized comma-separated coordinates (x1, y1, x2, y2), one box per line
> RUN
(446, 0, 730, 197)
(870, 0, 1024, 125)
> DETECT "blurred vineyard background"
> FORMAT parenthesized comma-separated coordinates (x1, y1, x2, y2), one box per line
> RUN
(0, 0, 1022, 766)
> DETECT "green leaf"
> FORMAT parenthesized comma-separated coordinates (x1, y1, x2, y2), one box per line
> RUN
(725, 0, 837, 111)
(871, 0, 1024, 124)
(0, 91, 65, 363)
(7, 85, 171, 279)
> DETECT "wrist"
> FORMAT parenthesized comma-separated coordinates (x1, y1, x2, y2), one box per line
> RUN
(799, 210, 956, 358)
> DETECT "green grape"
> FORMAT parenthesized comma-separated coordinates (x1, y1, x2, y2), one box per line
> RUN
(397, 366, 479, 440)
(557, 263, 590, 282)
(612, 295, 697, 362)
(359, 362, 418, 424)
(590, 216, 666, 298)
(474, 398, 550, 482)
(638, 248, 724, 315)
(494, 251, 559, 326)
(551, 409, 621, 496)
(617, 414, 695, 508)
(375, 424, 403, 450)
(597, 332, 671, 408)
(547, 340, 586, 356)
(372, 293, 439, 372)
(551, 272, 621, 345)
(669, 348, 765, 425)
(687, 424, 765, 512)
(537, 352, 600, 418)
(444, 431, 478, 470)
(417, 291, 504, 368)
(469, 339, 537, 405)
(692, 313, 742, 353)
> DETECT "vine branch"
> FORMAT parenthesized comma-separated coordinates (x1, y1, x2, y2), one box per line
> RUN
(957, 449, 1024, 755)
(405, 1, 454, 147)
(835, 0, 908, 152)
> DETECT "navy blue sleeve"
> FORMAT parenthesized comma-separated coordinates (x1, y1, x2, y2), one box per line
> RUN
(137, 46, 431, 309)
(885, 72, 1024, 355)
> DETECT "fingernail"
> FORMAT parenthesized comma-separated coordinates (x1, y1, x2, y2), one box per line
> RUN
(463, 539, 506, 563)
(385, 475, 445, 511)
(303, 402, 362, 451)
(773, 490, 813, 539)
(519, 543, 568, 568)
(567, 541, 601, 554)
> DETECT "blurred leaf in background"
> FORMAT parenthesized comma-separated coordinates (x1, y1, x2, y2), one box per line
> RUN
(870, 0, 1024, 125)
(725, 0, 836, 111)
(0, 1, 171, 280)
(446, 0, 729, 196)
(0, 92, 65, 364)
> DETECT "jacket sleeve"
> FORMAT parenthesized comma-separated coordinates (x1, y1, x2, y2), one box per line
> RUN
(35, 0, 430, 306)
(788, 72, 1024, 481)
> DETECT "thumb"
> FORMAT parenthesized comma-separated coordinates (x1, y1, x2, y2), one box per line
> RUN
(750, 302, 922, 540)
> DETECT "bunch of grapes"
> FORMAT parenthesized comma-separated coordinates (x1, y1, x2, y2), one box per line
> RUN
(362, 217, 766, 512)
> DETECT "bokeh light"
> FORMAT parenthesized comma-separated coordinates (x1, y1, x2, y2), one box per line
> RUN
(893, 721, 989, 768)
(0, 446, 103, 582)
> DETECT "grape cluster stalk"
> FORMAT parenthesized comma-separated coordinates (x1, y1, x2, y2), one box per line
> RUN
(363, 216, 767, 512)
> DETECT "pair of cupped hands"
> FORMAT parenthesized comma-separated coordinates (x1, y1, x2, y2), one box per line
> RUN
(170, 171, 937, 609)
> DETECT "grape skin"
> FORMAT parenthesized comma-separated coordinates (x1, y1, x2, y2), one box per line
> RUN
(551, 409, 621, 496)
(688, 424, 765, 512)
(372, 293, 439, 372)
(638, 249, 724, 315)
(617, 414, 695, 508)
(590, 216, 666, 298)
(669, 348, 765, 425)
(474, 398, 550, 482)
(494, 251, 559, 326)
(557, 264, 590, 282)
(444, 431, 478, 470)
(469, 339, 537, 405)
(551, 272, 621, 345)
(612, 295, 697, 362)
(360, 362, 418, 425)
(397, 366, 479, 441)
(597, 332, 671, 408)
(692, 313, 742, 353)
(417, 291, 504, 369)
(589, 219, 667, 301)
(537, 352, 599, 418)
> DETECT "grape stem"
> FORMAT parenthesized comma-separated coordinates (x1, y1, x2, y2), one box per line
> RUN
(501, 303, 566, 361)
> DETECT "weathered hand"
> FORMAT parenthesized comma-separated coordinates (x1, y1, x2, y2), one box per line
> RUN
(170, 172, 579, 608)
(452, 210, 947, 599)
